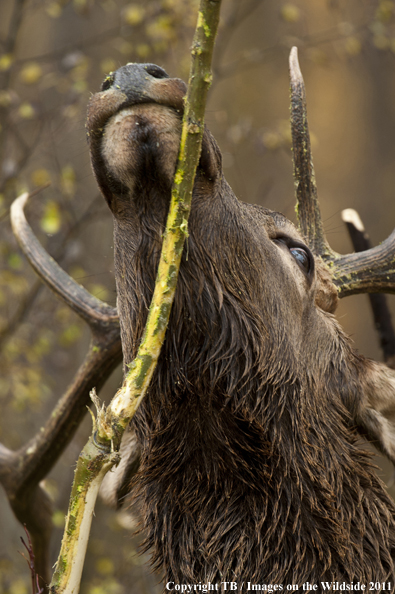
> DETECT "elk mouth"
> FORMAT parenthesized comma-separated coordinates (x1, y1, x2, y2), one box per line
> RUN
(86, 63, 188, 207)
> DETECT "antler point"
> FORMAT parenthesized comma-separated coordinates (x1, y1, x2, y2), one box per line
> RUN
(289, 46, 302, 85)
(341, 208, 365, 233)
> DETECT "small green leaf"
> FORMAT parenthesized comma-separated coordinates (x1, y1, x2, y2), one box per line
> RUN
(19, 62, 43, 85)
(41, 201, 61, 234)
(8, 253, 23, 270)
(123, 4, 145, 25)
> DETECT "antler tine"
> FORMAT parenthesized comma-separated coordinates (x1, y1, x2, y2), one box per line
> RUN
(289, 47, 333, 259)
(289, 49, 395, 301)
(11, 192, 118, 329)
(341, 208, 395, 366)
(331, 209, 395, 298)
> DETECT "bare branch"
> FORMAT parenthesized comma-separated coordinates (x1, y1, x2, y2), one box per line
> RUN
(0, 0, 28, 92)
(216, 21, 371, 84)
(212, 0, 262, 86)
(0, 440, 52, 589)
(20, 526, 45, 594)
(0, 279, 42, 350)
(11, 191, 118, 330)
(15, 26, 121, 67)
(19, 336, 121, 487)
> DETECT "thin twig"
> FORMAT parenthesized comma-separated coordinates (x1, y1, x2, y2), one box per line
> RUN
(216, 21, 370, 83)
(212, 0, 263, 86)
(20, 526, 44, 594)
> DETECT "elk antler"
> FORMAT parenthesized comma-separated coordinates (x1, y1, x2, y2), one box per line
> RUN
(342, 208, 395, 368)
(11, 192, 118, 329)
(0, 191, 123, 591)
(289, 47, 395, 299)
(331, 236, 395, 298)
(289, 46, 334, 259)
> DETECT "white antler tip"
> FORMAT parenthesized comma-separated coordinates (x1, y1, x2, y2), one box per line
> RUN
(341, 208, 365, 232)
(289, 46, 302, 83)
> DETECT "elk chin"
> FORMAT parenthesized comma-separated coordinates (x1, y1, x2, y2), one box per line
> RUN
(100, 103, 182, 210)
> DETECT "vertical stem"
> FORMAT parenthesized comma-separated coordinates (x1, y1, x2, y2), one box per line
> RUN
(49, 1, 223, 591)
(50, 439, 118, 592)
(107, 0, 223, 442)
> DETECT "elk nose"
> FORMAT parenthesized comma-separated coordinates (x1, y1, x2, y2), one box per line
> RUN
(100, 63, 186, 113)
(100, 63, 169, 97)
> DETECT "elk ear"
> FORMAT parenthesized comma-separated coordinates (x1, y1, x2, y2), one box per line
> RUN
(354, 361, 395, 465)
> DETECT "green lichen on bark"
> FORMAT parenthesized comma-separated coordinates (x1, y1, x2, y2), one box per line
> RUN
(105, 0, 223, 438)
(51, 437, 118, 591)
(50, 2, 223, 592)
(50, 556, 67, 591)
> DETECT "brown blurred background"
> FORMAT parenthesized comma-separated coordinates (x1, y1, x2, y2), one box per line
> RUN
(1, 0, 395, 592)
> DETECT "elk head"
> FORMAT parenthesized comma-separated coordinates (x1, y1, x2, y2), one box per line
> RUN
(87, 51, 395, 585)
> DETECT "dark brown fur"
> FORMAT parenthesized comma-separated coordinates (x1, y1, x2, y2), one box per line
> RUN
(87, 64, 395, 590)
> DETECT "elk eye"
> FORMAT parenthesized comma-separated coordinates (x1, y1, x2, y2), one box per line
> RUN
(290, 247, 310, 273)
(273, 236, 314, 280)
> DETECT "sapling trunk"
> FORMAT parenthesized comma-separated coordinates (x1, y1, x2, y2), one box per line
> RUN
(49, 1, 222, 592)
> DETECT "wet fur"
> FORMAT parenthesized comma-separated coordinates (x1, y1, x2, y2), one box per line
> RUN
(87, 65, 395, 589)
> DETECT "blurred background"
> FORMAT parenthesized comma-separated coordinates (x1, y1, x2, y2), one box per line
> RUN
(1, 0, 395, 592)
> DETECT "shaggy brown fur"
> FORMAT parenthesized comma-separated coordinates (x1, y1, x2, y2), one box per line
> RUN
(87, 63, 395, 590)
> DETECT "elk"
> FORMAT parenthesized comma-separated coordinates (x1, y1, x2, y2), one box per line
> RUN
(84, 49, 395, 588)
(5, 49, 395, 591)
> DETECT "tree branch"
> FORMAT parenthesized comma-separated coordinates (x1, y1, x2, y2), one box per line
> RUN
(0, 330, 122, 588)
(50, 1, 223, 591)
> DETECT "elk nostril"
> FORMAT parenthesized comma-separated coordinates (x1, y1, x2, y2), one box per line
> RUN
(101, 73, 115, 91)
(143, 64, 169, 80)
